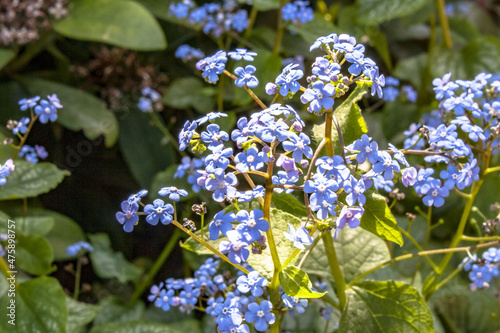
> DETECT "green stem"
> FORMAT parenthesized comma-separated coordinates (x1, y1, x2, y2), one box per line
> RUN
(129, 229, 182, 305)
(322, 232, 347, 309)
(436, 0, 453, 49)
(149, 112, 186, 157)
(461, 235, 500, 242)
(485, 165, 500, 175)
(399, 227, 438, 271)
(73, 257, 82, 300)
(272, 2, 285, 55)
(201, 213, 205, 241)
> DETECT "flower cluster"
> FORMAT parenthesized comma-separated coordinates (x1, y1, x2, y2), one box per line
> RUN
(461, 247, 500, 290)
(148, 257, 333, 332)
(282, 0, 314, 25)
(175, 44, 205, 62)
(169, 0, 248, 37)
(382, 76, 418, 103)
(137, 87, 161, 112)
(0, 159, 15, 186)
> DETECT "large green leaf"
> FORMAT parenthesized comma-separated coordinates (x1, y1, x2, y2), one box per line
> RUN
(93, 297, 145, 326)
(118, 111, 176, 189)
(0, 276, 68, 333)
(302, 225, 391, 284)
(66, 296, 101, 333)
(0, 161, 70, 200)
(88, 233, 143, 284)
(21, 77, 119, 147)
(360, 190, 403, 246)
(356, 0, 429, 24)
(162, 78, 216, 113)
(53, 0, 166, 51)
(0, 216, 54, 237)
(312, 86, 368, 152)
(0, 49, 15, 70)
(279, 265, 325, 298)
(134, 0, 172, 21)
(339, 280, 433, 332)
(16, 235, 55, 275)
(90, 321, 182, 333)
(247, 208, 304, 279)
(271, 192, 307, 218)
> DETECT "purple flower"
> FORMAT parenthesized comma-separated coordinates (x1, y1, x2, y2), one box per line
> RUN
(116, 201, 139, 232)
(283, 224, 313, 250)
(209, 210, 235, 240)
(401, 167, 418, 187)
(236, 271, 267, 297)
(300, 81, 335, 113)
(234, 65, 259, 88)
(245, 301, 275, 332)
(144, 199, 174, 225)
(335, 206, 364, 237)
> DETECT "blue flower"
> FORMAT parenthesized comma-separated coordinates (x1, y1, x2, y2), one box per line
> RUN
(282, 294, 308, 314)
(127, 189, 148, 204)
(144, 199, 174, 225)
(236, 271, 267, 297)
(66, 241, 93, 256)
(209, 210, 235, 240)
(141, 87, 161, 101)
(469, 264, 493, 289)
(178, 120, 198, 151)
(12, 117, 30, 135)
(245, 301, 275, 332)
(205, 147, 233, 173)
(272, 170, 299, 194)
(311, 57, 341, 82)
(231, 10, 249, 32)
(213, 298, 242, 330)
(403, 85, 418, 102)
(382, 86, 399, 102)
(275, 67, 303, 96)
(228, 48, 257, 61)
(283, 224, 313, 250)
(235, 209, 269, 242)
(333, 33, 357, 53)
(344, 51, 376, 76)
(282, 132, 313, 163)
(300, 81, 335, 113)
(421, 179, 449, 207)
(255, 117, 290, 143)
(116, 201, 139, 232)
(148, 282, 164, 302)
(47, 94, 63, 109)
(219, 230, 250, 264)
(282, 3, 298, 21)
(372, 151, 400, 180)
(196, 111, 228, 125)
(180, 284, 201, 307)
(205, 168, 238, 202)
(138, 97, 153, 112)
(234, 65, 259, 88)
(155, 288, 175, 311)
(234, 147, 268, 173)
(34, 99, 58, 123)
(201, 123, 229, 150)
(457, 159, 480, 190)
(236, 185, 265, 203)
(440, 165, 460, 190)
(432, 73, 459, 100)
(304, 173, 339, 209)
(388, 143, 409, 167)
(0, 159, 14, 186)
(231, 117, 254, 146)
(315, 156, 350, 182)
(175, 44, 204, 62)
(353, 134, 379, 164)
(365, 67, 385, 98)
(483, 248, 500, 263)
(201, 51, 227, 83)
(310, 34, 336, 52)
(18, 96, 40, 111)
(344, 177, 367, 206)
(158, 186, 188, 201)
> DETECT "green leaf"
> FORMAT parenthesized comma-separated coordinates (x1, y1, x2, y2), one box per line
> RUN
(367, 29, 392, 71)
(0, 216, 54, 237)
(66, 296, 101, 333)
(93, 297, 145, 326)
(271, 192, 308, 218)
(360, 190, 403, 246)
(21, 77, 119, 147)
(356, 0, 429, 24)
(133, 0, 172, 21)
(163, 78, 216, 113)
(236, 0, 280, 11)
(16, 235, 55, 275)
(0, 49, 15, 70)
(312, 86, 368, 153)
(0, 161, 70, 200)
(461, 37, 500, 78)
(302, 225, 391, 284)
(247, 208, 304, 280)
(88, 233, 143, 284)
(90, 321, 182, 333)
(393, 53, 428, 90)
(279, 266, 325, 298)
(118, 111, 176, 189)
(339, 280, 433, 332)
(42, 209, 86, 261)
(292, 14, 337, 47)
(0, 276, 68, 333)
(53, 0, 166, 51)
